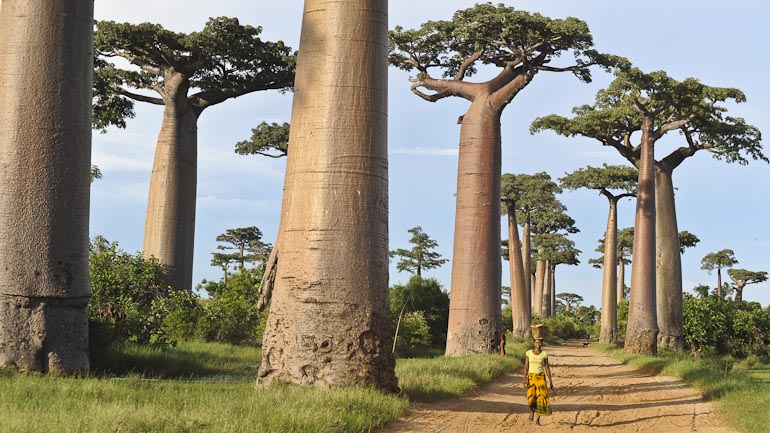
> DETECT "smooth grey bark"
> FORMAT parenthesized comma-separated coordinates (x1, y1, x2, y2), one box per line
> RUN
(617, 259, 626, 301)
(257, 0, 397, 391)
(142, 74, 198, 292)
(506, 205, 530, 338)
(522, 215, 532, 312)
(0, 0, 92, 372)
(600, 200, 619, 343)
(445, 100, 502, 356)
(533, 248, 546, 316)
(655, 166, 683, 351)
(625, 119, 658, 356)
(542, 259, 552, 317)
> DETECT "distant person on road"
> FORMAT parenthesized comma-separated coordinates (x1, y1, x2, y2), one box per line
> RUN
(524, 327, 554, 425)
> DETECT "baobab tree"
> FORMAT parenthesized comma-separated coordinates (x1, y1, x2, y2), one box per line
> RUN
(530, 210, 579, 317)
(0, 0, 93, 372)
(255, 0, 397, 391)
(389, 226, 449, 276)
(93, 18, 295, 291)
(534, 233, 580, 317)
(727, 269, 768, 303)
(560, 164, 636, 342)
(532, 67, 764, 354)
(701, 249, 739, 297)
(557, 293, 584, 313)
(390, 4, 621, 355)
(501, 172, 563, 326)
(500, 176, 530, 338)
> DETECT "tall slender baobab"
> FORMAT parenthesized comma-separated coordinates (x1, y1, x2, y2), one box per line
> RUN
(560, 164, 637, 343)
(500, 175, 529, 338)
(701, 249, 739, 297)
(390, 4, 621, 355)
(93, 18, 295, 291)
(0, 0, 93, 372)
(255, 0, 397, 391)
(530, 210, 579, 317)
(533, 67, 764, 354)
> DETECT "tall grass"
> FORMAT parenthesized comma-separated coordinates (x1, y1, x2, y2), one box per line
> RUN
(0, 339, 526, 433)
(593, 344, 770, 433)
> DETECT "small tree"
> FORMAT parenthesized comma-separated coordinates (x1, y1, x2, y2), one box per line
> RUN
(389, 276, 450, 356)
(701, 249, 739, 297)
(557, 293, 584, 313)
(727, 269, 768, 303)
(235, 121, 290, 158)
(389, 226, 448, 276)
(214, 226, 270, 271)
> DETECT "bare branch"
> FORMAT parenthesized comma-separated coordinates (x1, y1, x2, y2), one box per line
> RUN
(453, 49, 483, 81)
(118, 88, 165, 105)
(112, 50, 163, 76)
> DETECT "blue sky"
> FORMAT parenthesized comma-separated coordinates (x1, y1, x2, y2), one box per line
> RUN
(92, 0, 770, 308)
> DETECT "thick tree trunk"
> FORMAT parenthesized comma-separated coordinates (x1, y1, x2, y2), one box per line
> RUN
(506, 206, 530, 338)
(600, 200, 619, 343)
(522, 215, 532, 311)
(734, 285, 744, 303)
(0, 0, 92, 373)
(655, 167, 683, 351)
(543, 260, 552, 317)
(617, 259, 626, 301)
(533, 248, 546, 317)
(445, 98, 502, 356)
(625, 121, 658, 356)
(550, 264, 556, 316)
(257, 0, 397, 391)
(142, 74, 198, 292)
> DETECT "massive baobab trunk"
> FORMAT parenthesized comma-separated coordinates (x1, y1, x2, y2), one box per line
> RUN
(257, 0, 397, 391)
(446, 99, 503, 355)
(655, 166, 683, 351)
(625, 120, 658, 356)
(617, 259, 626, 301)
(542, 260, 553, 317)
(0, 0, 92, 372)
(522, 214, 532, 306)
(142, 74, 198, 291)
(506, 205, 530, 338)
(533, 247, 546, 317)
(600, 200, 619, 343)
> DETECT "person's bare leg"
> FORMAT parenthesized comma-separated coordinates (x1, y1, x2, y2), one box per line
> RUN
(529, 410, 534, 421)
(535, 414, 541, 425)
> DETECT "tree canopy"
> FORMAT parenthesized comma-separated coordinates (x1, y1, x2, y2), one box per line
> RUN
(93, 17, 295, 128)
(235, 121, 290, 158)
(389, 2, 623, 105)
(390, 226, 448, 276)
(531, 67, 766, 169)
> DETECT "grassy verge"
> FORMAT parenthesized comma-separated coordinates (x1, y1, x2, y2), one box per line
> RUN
(592, 344, 770, 433)
(0, 339, 526, 433)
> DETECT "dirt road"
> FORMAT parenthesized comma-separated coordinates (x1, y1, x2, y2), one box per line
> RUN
(385, 341, 736, 433)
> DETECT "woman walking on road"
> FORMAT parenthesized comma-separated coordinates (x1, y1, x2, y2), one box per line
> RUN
(524, 326, 554, 425)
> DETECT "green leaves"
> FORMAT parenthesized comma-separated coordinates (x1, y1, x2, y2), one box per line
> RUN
(235, 121, 290, 158)
(533, 66, 766, 168)
(389, 226, 448, 276)
(559, 164, 638, 194)
(93, 17, 295, 129)
(390, 3, 615, 79)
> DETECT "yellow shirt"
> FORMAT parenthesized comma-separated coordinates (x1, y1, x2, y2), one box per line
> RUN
(526, 349, 548, 374)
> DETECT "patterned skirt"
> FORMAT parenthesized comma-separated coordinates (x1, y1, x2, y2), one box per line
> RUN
(527, 373, 552, 416)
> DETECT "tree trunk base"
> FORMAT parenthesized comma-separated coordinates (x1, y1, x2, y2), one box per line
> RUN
(657, 333, 683, 352)
(446, 318, 500, 356)
(599, 328, 618, 344)
(624, 328, 658, 356)
(0, 294, 89, 373)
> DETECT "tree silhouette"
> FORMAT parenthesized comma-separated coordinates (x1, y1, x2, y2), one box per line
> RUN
(701, 249, 739, 297)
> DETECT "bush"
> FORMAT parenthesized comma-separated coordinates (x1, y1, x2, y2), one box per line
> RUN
(683, 292, 770, 358)
(390, 276, 450, 357)
(89, 236, 175, 345)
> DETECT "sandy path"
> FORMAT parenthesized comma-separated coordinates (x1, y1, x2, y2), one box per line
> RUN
(384, 341, 737, 433)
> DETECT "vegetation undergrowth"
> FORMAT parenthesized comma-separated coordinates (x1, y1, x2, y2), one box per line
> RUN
(1, 339, 527, 433)
(396, 337, 528, 402)
(592, 343, 770, 433)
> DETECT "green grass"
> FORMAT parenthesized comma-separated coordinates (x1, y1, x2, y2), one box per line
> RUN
(592, 344, 770, 433)
(0, 339, 526, 433)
